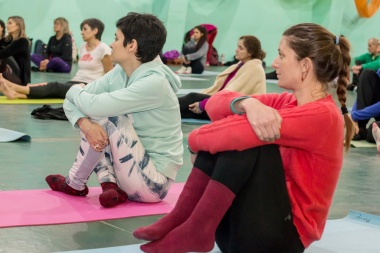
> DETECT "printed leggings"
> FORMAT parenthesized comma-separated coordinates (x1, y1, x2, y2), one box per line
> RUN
(66, 115, 172, 203)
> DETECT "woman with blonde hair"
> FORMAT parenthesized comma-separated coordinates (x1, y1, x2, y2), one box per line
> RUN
(0, 16, 30, 86)
(31, 17, 72, 73)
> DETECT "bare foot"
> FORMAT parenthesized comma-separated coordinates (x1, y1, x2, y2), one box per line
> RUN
(0, 80, 18, 99)
(39, 60, 48, 71)
(0, 80, 3, 94)
(0, 73, 17, 90)
(372, 122, 380, 153)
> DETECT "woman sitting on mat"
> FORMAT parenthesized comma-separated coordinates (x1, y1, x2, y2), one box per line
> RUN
(348, 68, 380, 152)
(178, 35, 266, 120)
(349, 69, 380, 141)
(31, 17, 73, 73)
(44, 13, 183, 209)
(175, 25, 208, 74)
(0, 16, 30, 86)
(0, 18, 112, 99)
(134, 23, 355, 253)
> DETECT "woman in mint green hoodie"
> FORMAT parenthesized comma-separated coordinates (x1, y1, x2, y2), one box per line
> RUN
(45, 12, 183, 208)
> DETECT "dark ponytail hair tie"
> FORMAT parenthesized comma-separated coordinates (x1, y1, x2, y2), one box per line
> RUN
(341, 106, 348, 115)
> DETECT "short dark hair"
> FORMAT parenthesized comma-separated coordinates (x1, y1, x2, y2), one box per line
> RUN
(80, 18, 105, 41)
(116, 12, 166, 63)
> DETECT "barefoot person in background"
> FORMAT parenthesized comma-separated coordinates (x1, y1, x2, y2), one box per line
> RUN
(0, 18, 112, 99)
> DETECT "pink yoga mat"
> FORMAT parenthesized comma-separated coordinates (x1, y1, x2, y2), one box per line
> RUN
(0, 183, 184, 228)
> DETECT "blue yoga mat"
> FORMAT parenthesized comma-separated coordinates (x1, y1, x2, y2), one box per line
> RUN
(0, 128, 31, 142)
(58, 210, 380, 253)
(181, 118, 211, 124)
(306, 210, 380, 252)
(59, 243, 221, 253)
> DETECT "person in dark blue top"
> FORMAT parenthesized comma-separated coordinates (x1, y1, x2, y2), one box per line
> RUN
(31, 17, 72, 73)
(350, 69, 380, 142)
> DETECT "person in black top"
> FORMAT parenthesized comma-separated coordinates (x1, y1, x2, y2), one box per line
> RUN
(0, 19, 5, 40)
(31, 17, 72, 73)
(0, 16, 31, 86)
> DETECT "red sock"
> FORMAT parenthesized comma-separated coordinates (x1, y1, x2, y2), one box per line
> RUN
(45, 174, 88, 196)
(99, 182, 128, 208)
(140, 180, 235, 253)
(133, 168, 210, 241)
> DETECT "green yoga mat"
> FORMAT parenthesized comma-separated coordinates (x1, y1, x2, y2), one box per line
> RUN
(0, 96, 64, 104)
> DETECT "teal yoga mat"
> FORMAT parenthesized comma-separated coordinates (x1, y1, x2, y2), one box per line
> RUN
(0, 128, 31, 142)
(181, 118, 211, 124)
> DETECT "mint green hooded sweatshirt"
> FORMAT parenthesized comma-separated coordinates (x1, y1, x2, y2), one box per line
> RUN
(64, 59, 183, 180)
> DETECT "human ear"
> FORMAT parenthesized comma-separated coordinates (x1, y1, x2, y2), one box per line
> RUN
(301, 58, 313, 82)
(128, 39, 138, 52)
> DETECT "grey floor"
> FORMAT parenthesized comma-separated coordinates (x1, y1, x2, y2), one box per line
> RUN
(0, 64, 379, 253)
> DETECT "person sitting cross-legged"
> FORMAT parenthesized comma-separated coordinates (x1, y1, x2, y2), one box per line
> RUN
(44, 12, 183, 208)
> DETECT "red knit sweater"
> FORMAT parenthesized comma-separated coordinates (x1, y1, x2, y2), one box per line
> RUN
(188, 90, 344, 248)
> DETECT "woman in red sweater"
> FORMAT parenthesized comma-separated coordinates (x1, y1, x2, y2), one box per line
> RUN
(134, 23, 355, 253)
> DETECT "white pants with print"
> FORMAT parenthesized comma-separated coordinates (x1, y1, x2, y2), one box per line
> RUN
(66, 115, 172, 203)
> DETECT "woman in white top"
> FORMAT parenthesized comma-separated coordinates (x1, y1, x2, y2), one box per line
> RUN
(0, 18, 112, 99)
